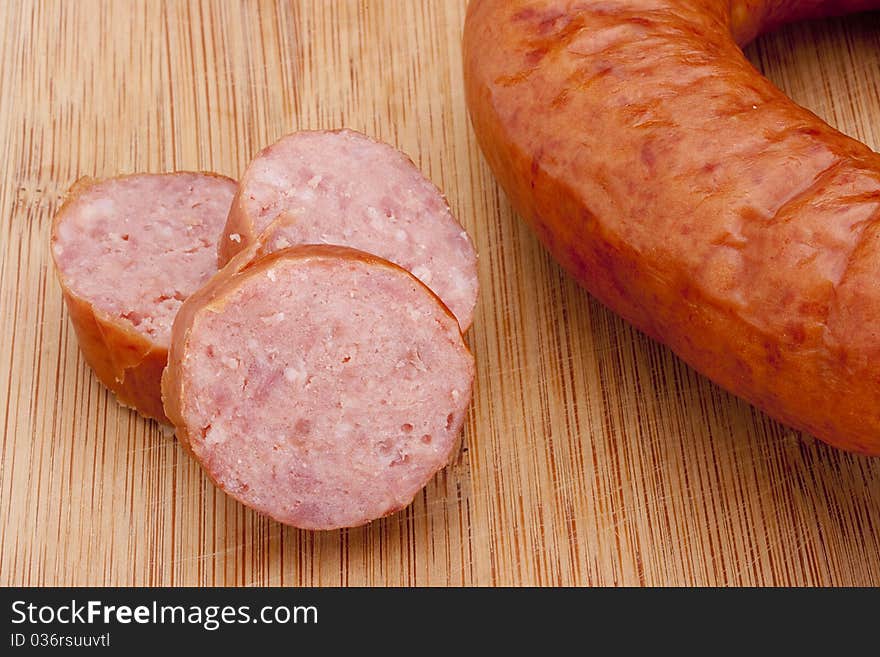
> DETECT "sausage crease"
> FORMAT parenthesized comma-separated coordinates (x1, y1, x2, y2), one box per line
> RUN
(464, 0, 880, 453)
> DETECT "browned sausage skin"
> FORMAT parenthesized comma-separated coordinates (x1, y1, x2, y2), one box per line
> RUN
(464, 0, 880, 453)
(729, 1, 878, 43)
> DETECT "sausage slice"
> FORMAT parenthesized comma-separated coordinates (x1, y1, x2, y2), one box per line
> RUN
(51, 173, 236, 423)
(162, 245, 475, 530)
(220, 129, 479, 331)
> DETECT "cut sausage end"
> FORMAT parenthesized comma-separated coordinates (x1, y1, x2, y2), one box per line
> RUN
(164, 245, 475, 530)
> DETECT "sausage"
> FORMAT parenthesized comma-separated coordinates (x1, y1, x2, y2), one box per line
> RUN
(220, 129, 479, 331)
(162, 245, 475, 529)
(463, 0, 880, 454)
(50, 173, 236, 423)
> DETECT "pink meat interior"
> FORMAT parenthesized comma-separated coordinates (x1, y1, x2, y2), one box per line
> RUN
(53, 174, 235, 344)
(180, 255, 474, 529)
(238, 130, 478, 329)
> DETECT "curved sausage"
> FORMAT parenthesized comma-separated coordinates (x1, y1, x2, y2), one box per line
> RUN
(162, 245, 475, 529)
(463, 0, 880, 454)
(220, 129, 479, 331)
(50, 173, 236, 423)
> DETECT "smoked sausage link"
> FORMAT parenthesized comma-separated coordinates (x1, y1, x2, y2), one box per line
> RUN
(464, 0, 880, 454)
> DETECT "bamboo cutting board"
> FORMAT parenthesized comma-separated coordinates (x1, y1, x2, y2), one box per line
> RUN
(2, 0, 880, 587)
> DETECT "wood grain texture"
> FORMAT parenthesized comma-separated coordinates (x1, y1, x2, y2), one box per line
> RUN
(1, 0, 879, 586)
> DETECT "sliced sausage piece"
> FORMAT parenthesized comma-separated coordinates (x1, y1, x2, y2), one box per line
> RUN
(220, 129, 479, 331)
(463, 0, 880, 454)
(51, 173, 236, 423)
(162, 245, 475, 530)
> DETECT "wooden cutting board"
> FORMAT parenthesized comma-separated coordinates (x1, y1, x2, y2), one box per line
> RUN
(2, 0, 879, 586)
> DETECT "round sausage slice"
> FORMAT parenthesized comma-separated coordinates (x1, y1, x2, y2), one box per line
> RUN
(162, 245, 475, 530)
(220, 129, 479, 331)
(51, 173, 236, 423)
